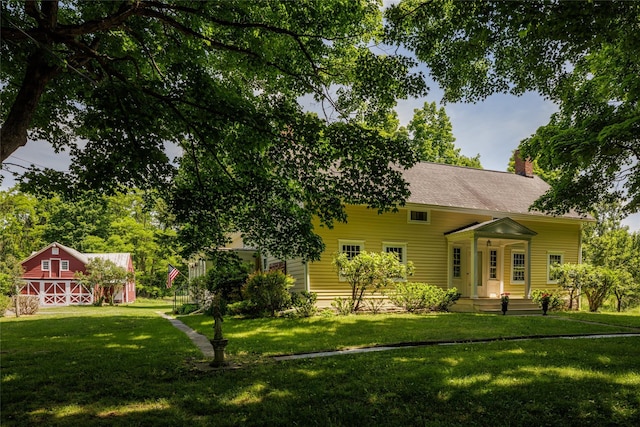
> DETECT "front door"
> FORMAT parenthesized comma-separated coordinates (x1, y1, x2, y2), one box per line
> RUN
(50, 259, 60, 278)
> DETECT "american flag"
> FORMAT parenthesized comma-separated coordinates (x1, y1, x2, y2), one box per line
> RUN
(167, 264, 180, 288)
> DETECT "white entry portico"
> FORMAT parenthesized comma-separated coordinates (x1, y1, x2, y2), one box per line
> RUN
(445, 218, 538, 299)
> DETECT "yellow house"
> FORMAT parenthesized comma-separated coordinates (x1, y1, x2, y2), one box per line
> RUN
(251, 158, 591, 311)
(203, 157, 591, 311)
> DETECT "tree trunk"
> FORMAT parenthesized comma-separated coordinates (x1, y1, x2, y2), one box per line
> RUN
(14, 284, 21, 318)
(1, 48, 59, 162)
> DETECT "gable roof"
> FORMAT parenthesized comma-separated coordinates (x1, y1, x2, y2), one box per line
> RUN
(446, 217, 538, 238)
(21, 241, 89, 265)
(402, 162, 588, 220)
(20, 242, 132, 271)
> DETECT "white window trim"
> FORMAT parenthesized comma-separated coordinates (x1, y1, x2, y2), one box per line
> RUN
(338, 240, 365, 258)
(338, 240, 365, 282)
(61, 260, 70, 271)
(382, 242, 408, 265)
(51, 247, 59, 255)
(547, 252, 564, 284)
(407, 208, 430, 224)
(452, 247, 462, 279)
(41, 260, 50, 271)
(511, 249, 525, 284)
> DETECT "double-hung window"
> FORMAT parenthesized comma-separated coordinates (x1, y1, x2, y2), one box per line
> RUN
(41, 260, 50, 271)
(511, 250, 525, 283)
(339, 240, 364, 260)
(383, 243, 407, 265)
(61, 260, 69, 271)
(547, 253, 564, 283)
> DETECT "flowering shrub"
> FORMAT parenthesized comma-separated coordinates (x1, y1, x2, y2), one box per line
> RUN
(531, 289, 565, 311)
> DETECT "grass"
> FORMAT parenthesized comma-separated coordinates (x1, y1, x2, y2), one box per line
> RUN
(178, 312, 637, 356)
(2, 301, 639, 426)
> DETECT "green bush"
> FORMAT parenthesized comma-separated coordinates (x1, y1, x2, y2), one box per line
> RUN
(331, 297, 354, 315)
(243, 270, 294, 317)
(291, 291, 318, 317)
(227, 299, 259, 317)
(0, 294, 11, 317)
(389, 283, 460, 313)
(175, 303, 200, 315)
(438, 289, 461, 312)
(531, 289, 565, 312)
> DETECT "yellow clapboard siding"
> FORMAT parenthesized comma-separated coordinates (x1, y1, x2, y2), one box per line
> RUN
(308, 205, 493, 294)
(502, 220, 582, 295)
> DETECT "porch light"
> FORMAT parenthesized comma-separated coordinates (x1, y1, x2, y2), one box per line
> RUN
(486, 240, 492, 247)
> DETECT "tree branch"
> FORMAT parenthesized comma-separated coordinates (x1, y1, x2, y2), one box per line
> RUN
(1, 48, 60, 162)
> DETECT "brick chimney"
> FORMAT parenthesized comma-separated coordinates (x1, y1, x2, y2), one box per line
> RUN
(514, 150, 534, 178)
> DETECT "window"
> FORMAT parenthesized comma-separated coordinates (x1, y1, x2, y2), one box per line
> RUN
(511, 250, 525, 283)
(52, 247, 59, 255)
(61, 260, 69, 271)
(452, 247, 461, 278)
(339, 240, 364, 260)
(489, 249, 498, 279)
(408, 209, 430, 224)
(41, 260, 50, 271)
(547, 252, 564, 283)
(383, 243, 407, 265)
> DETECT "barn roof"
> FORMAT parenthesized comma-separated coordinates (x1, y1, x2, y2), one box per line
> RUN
(85, 253, 132, 270)
(20, 242, 132, 271)
(21, 242, 89, 265)
(402, 162, 589, 220)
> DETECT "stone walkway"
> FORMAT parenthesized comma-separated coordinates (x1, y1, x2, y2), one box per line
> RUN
(157, 312, 215, 358)
(159, 311, 640, 362)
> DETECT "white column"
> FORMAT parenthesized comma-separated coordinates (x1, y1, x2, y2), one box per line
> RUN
(447, 242, 452, 290)
(471, 237, 478, 298)
(499, 245, 505, 296)
(526, 240, 532, 298)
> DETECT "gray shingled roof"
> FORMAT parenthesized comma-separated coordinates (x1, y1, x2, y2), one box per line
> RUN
(402, 162, 587, 220)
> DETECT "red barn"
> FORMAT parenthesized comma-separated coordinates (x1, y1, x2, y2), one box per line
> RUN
(20, 242, 136, 306)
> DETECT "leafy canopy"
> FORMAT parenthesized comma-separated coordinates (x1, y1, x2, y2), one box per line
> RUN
(386, 0, 640, 215)
(2, 1, 427, 261)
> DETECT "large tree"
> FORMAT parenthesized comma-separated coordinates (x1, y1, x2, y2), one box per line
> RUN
(2, 0, 427, 260)
(404, 101, 481, 167)
(386, 0, 640, 216)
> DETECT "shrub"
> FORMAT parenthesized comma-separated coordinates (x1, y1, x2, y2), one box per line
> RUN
(582, 267, 616, 312)
(291, 291, 318, 317)
(333, 251, 414, 313)
(438, 288, 461, 312)
(531, 289, 565, 312)
(389, 283, 460, 313)
(331, 297, 354, 315)
(12, 295, 40, 315)
(364, 297, 386, 314)
(175, 303, 200, 315)
(0, 294, 11, 317)
(227, 300, 259, 317)
(243, 270, 294, 317)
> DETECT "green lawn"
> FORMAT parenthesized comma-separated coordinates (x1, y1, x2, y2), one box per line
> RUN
(2, 301, 639, 426)
(178, 311, 637, 357)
